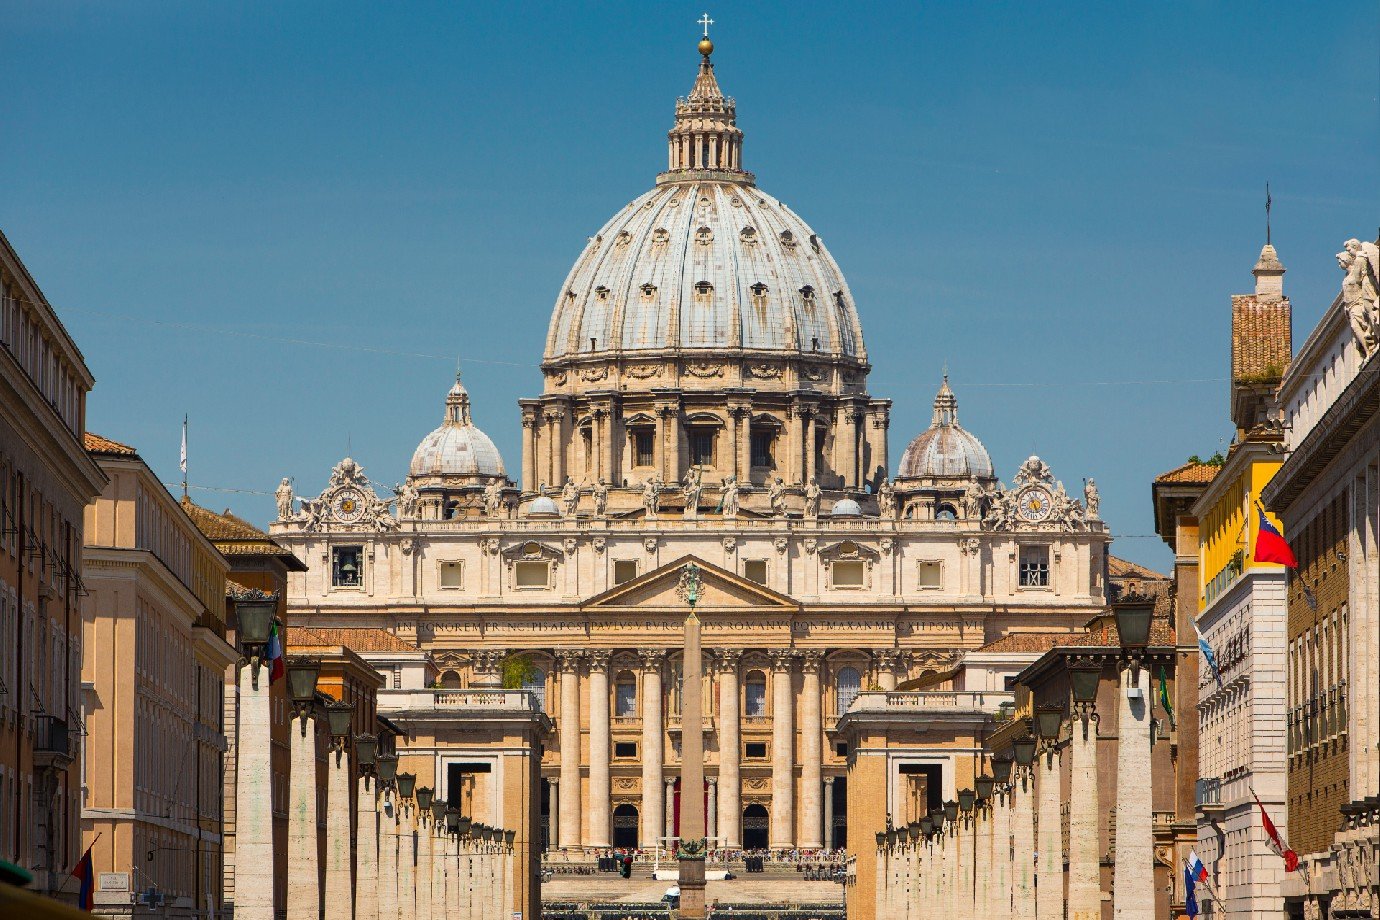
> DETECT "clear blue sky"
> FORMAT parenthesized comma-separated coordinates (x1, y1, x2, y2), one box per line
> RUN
(4, 2, 1375, 571)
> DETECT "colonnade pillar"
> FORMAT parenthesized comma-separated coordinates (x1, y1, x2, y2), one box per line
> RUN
(556, 651, 582, 849)
(640, 649, 666, 846)
(769, 650, 796, 848)
(1114, 666, 1154, 920)
(800, 651, 824, 848)
(587, 651, 612, 848)
(716, 651, 742, 848)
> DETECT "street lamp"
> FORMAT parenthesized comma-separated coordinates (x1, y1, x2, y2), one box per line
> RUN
(286, 658, 321, 732)
(1012, 736, 1037, 772)
(975, 773, 994, 801)
(375, 753, 398, 785)
(1114, 593, 1155, 681)
(456, 816, 472, 837)
(1070, 660, 1102, 738)
(445, 807, 460, 836)
(991, 756, 1013, 787)
(325, 700, 355, 753)
(875, 831, 886, 850)
(504, 829, 516, 849)
(920, 816, 933, 838)
(354, 734, 378, 772)
(397, 772, 417, 801)
(232, 596, 277, 688)
(431, 799, 447, 829)
(957, 788, 975, 815)
(943, 800, 958, 824)
(1035, 704, 1064, 748)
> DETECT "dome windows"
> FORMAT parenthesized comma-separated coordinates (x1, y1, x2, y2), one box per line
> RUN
(800, 285, 816, 301)
(779, 230, 797, 249)
(695, 226, 714, 246)
(594, 285, 611, 300)
(693, 280, 715, 299)
(810, 234, 822, 253)
(651, 228, 670, 250)
(739, 226, 758, 244)
(615, 230, 633, 248)
(639, 282, 658, 300)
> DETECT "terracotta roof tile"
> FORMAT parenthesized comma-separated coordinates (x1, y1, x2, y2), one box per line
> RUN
(285, 626, 417, 653)
(1154, 461, 1221, 484)
(84, 432, 138, 456)
(181, 498, 306, 569)
(976, 632, 1083, 654)
(1108, 555, 1167, 580)
(1231, 294, 1291, 383)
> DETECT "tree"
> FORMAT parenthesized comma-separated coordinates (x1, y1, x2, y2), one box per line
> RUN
(500, 653, 537, 689)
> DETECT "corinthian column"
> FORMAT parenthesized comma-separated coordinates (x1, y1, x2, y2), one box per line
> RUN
(716, 651, 743, 848)
(1036, 744, 1065, 920)
(769, 650, 796, 848)
(639, 649, 666, 846)
(556, 651, 582, 850)
(1114, 666, 1153, 920)
(799, 651, 824, 848)
(874, 650, 900, 691)
(587, 651, 612, 848)
(233, 665, 275, 920)
(1067, 693, 1101, 920)
(288, 709, 321, 920)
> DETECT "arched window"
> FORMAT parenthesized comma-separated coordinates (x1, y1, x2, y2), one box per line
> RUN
(935, 504, 957, 521)
(836, 666, 862, 716)
(615, 671, 637, 717)
(744, 670, 767, 718)
(523, 667, 547, 711)
(438, 670, 462, 689)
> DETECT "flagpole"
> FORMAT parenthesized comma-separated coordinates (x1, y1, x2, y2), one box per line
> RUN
(1185, 855, 1229, 920)
(181, 415, 188, 500)
(56, 832, 102, 898)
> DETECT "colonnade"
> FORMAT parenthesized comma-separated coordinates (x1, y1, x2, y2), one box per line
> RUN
(551, 647, 901, 851)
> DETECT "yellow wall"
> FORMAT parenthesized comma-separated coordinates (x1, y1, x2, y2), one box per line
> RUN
(1198, 456, 1284, 610)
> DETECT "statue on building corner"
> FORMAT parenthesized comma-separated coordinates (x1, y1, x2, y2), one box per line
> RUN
(1339, 238, 1380, 359)
(804, 477, 821, 519)
(482, 478, 505, 518)
(960, 479, 984, 521)
(393, 481, 419, 519)
(275, 477, 294, 521)
(1083, 478, 1100, 519)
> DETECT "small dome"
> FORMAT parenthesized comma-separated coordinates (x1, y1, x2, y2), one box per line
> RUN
(831, 498, 863, 518)
(408, 375, 506, 481)
(897, 376, 994, 481)
(526, 495, 559, 517)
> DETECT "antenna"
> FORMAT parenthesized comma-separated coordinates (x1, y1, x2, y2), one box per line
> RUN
(1265, 182, 1272, 245)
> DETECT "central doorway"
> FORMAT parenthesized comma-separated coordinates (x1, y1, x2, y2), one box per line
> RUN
(742, 804, 769, 850)
(612, 804, 639, 849)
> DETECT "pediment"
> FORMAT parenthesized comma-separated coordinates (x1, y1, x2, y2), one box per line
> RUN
(584, 555, 799, 611)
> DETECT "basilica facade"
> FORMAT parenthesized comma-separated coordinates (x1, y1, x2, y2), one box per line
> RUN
(270, 36, 1113, 854)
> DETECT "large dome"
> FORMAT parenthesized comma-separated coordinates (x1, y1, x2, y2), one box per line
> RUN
(408, 377, 505, 480)
(545, 183, 863, 362)
(897, 377, 994, 481)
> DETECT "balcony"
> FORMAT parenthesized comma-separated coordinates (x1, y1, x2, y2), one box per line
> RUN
(33, 715, 73, 771)
(378, 688, 553, 731)
(835, 691, 1014, 729)
(1196, 777, 1225, 819)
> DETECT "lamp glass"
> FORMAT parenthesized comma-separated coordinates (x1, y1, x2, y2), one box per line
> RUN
(1070, 663, 1102, 703)
(975, 774, 994, 799)
(376, 754, 398, 783)
(416, 786, 434, 810)
(397, 772, 417, 799)
(431, 800, 446, 823)
(446, 808, 460, 832)
(456, 816, 472, 835)
(992, 756, 1013, 784)
(920, 817, 933, 836)
(1013, 736, 1036, 767)
(325, 701, 355, 738)
(943, 800, 958, 822)
(958, 789, 976, 813)
(286, 659, 321, 704)
(875, 831, 886, 849)
(504, 829, 516, 846)
(1114, 602, 1154, 648)
(1036, 705, 1064, 741)
(354, 734, 377, 766)
(233, 599, 276, 647)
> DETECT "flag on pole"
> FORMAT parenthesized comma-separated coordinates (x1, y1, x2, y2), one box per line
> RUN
(69, 841, 96, 911)
(1252, 503, 1297, 568)
(1194, 622, 1225, 689)
(1253, 791, 1299, 872)
(1187, 850, 1208, 883)
(1157, 666, 1176, 729)
(266, 621, 285, 684)
(1183, 866, 1200, 919)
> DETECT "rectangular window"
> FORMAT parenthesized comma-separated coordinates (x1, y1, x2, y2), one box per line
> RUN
(331, 546, 363, 587)
(689, 429, 715, 467)
(613, 560, 638, 585)
(917, 561, 942, 589)
(439, 561, 463, 589)
(615, 681, 637, 717)
(750, 429, 774, 468)
(743, 559, 768, 585)
(514, 561, 550, 588)
(836, 742, 849, 758)
(633, 429, 655, 467)
(614, 742, 638, 759)
(744, 742, 768, 759)
(745, 682, 767, 717)
(832, 560, 866, 589)
(1019, 545, 1050, 587)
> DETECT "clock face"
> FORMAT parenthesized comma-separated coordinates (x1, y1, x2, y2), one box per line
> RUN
(1017, 487, 1053, 523)
(333, 490, 365, 523)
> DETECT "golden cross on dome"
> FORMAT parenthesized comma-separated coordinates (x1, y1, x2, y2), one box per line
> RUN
(698, 12, 714, 37)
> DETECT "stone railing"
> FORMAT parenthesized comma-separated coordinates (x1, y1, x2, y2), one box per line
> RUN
(380, 688, 543, 712)
(845, 690, 1015, 713)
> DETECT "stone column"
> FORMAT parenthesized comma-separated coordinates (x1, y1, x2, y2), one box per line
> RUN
(959, 809, 975, 918)
(324, 744, 354, 920)
(706, 779, 718, 841)
(1114, 666, 1153, 920)
(839, 407, 858, 489)
(727, 409, 741, 481)
(587, 651, 612, 848)
(495, 837, 509, 920)
(800, 651, 824, 848)
(1068, 708, 1100, 920)
(640, 649, 666, 846)
(288, 710, 321, 920)
(804, 411, 817, 485)
(556, 651, 582, 850)
(233, 666, 275, 920)
(716, 651, 742, 847)
(1012, 770, 1036, 920)
(1037, 745, 1064, 920)
(356, 775, 379, 920)
(521, 411, 536, 493)
(399, 805, 417, 920)
(736, 411, 752, 484)
(822, 777, 835, 849)
(444, 833, 460, 920)
(547, 779, 559, 849)
(875, 650, 899, 691)
(377, 795, 398, 920)
(769, 650, 796, 848)
(665, 778, 677, 840)
(547, 407, 566, 487)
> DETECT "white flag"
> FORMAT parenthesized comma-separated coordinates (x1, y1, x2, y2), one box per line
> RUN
(180, 416, 188, 474)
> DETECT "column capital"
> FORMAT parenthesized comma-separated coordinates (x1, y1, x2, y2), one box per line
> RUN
(873, 649, 902, 669)
(706, 777, 717, 787)
(637, 648, 667, 670)
(547, 777, 558, 787)
(555, 649, 583, 672)
(713, 648, 742, 673)
(767, 648, 798, 672)
(799, 649, 825, 673)
(586, 649, 612, 670)
(665, 777, 677, 789)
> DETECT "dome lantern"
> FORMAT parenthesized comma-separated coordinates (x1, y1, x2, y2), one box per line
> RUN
(660, 29, 749, 184)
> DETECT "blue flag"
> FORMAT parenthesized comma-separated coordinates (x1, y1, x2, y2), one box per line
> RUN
(1195, 623, 1224, 689)
(1184, 866, 1199, 918)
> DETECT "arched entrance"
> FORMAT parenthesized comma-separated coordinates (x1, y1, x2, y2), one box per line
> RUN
(612, 804, 639, 849)
(742, 804, 769, 850)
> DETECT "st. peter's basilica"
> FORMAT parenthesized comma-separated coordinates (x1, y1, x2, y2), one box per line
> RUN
(270, 34, 1113, 855)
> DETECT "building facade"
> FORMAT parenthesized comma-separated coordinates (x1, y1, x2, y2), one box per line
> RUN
(1187, 244, 1294, 920)
(1263, 232, 1380, 920)
(81, 434, 237, 916)
(271, 37, 1117, 856)
(0, 230, 106, 903)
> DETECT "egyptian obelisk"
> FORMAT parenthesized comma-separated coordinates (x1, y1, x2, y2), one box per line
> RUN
(678, 564, 708, 918)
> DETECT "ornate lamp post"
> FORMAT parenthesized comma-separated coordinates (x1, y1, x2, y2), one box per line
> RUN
(323, 700, 355, 920)
(230, 594, 278, 920)
(285, 657, 321, 920)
